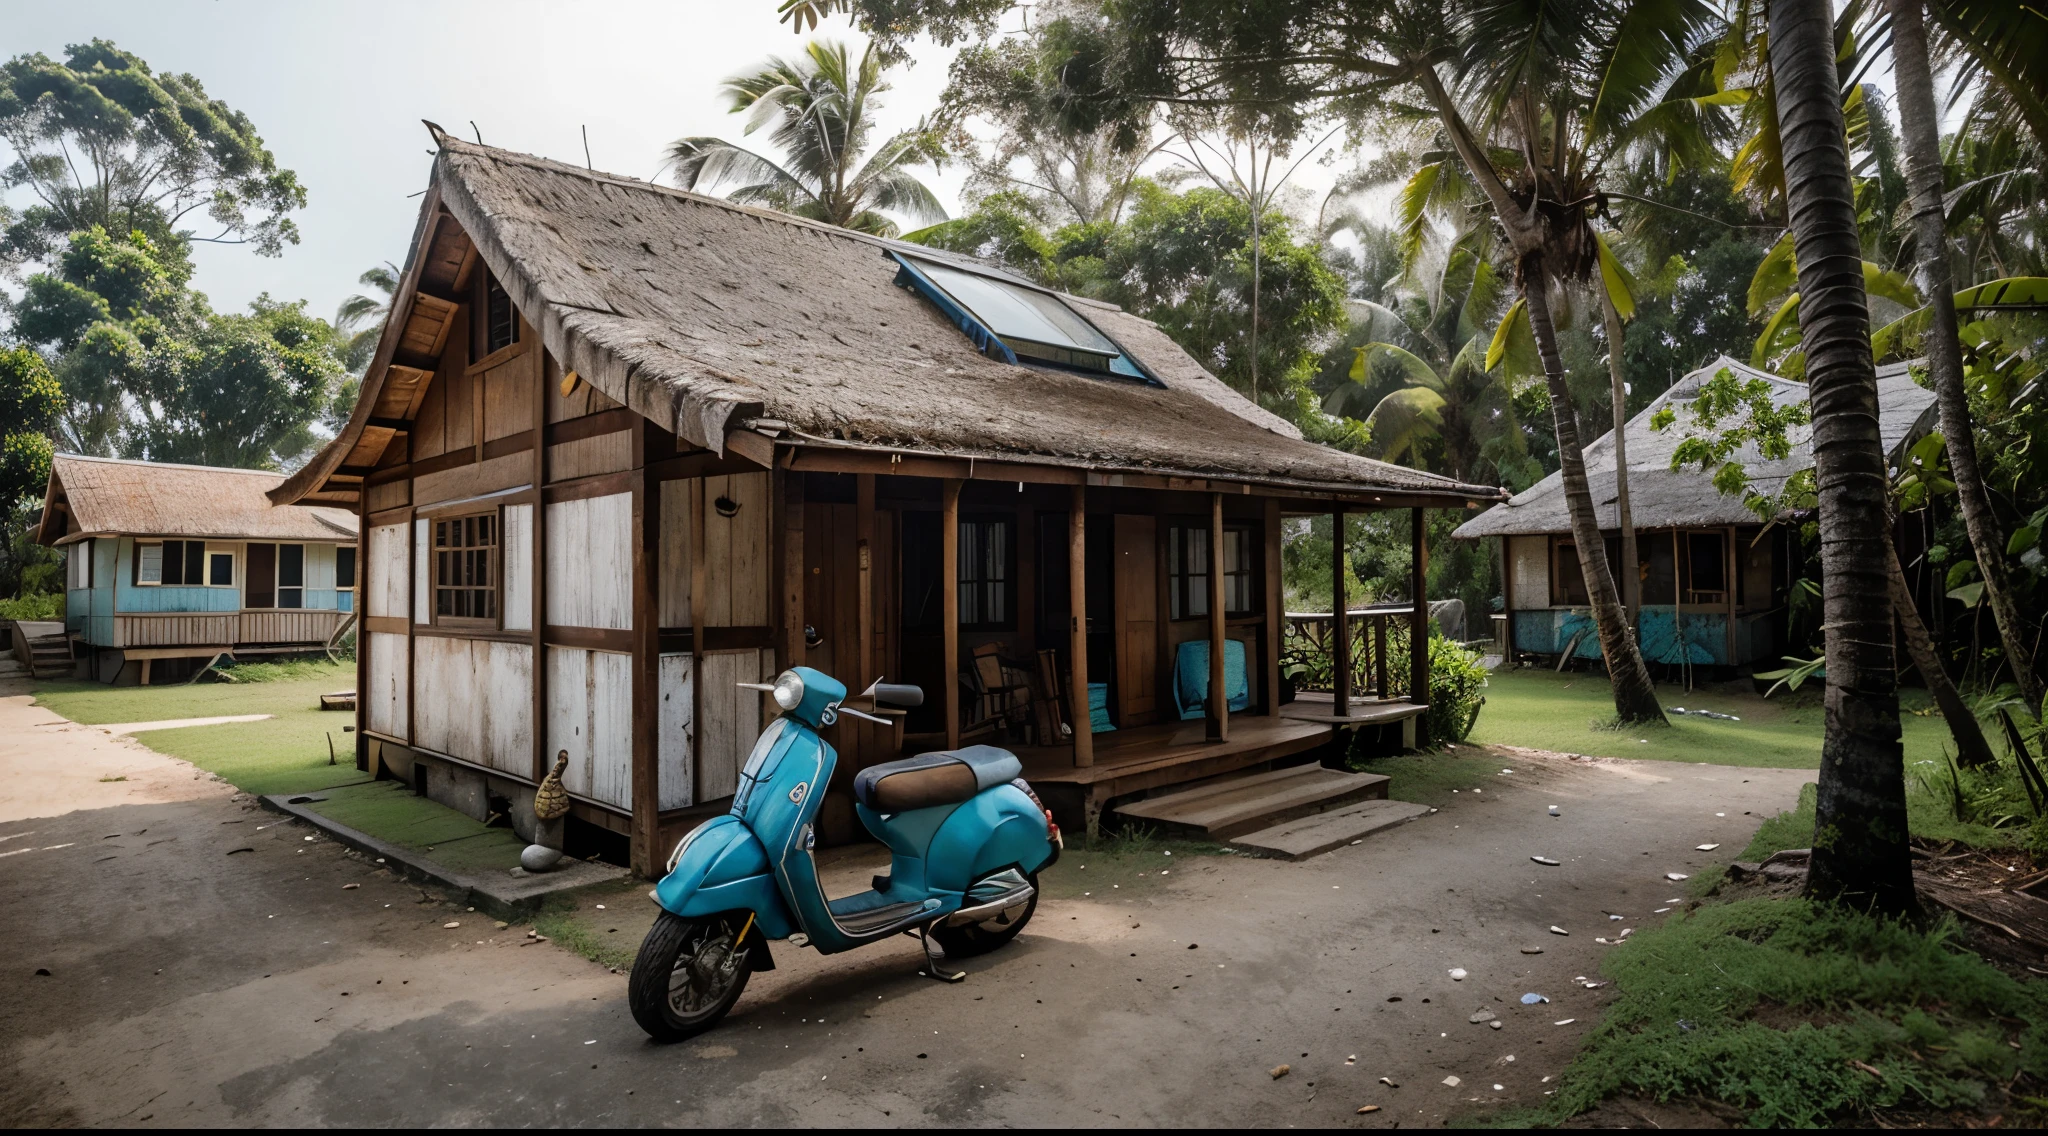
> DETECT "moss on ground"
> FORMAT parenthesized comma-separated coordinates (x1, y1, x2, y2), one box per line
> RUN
(303, 780, 526, 874)
(1347, 743, 1496, 806)
(1467, 667, 1955, 771)
(531, 879, 660, 972)
(1037, 824, 1230, 901)
(1504, 897, 2048, 1127)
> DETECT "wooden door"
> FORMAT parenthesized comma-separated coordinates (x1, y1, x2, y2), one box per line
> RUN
(246, 543, 276, 609)
(1114, 515, 1158, 725)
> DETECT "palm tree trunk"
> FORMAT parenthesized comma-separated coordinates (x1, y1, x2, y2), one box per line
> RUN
(1600, 289, 1640, 620)
(1770, 0, 1917, 916)
(1888, 0, 2044, 716)
(1525, 270, 1665, 724)
(1889, 545, 1996, 767)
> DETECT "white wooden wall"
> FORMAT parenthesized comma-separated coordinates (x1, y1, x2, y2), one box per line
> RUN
(547, 646, 633, 810)
(365, 630, 409, 736)
(413, 518, 432, 623)
(696, 648, 772, 802)
(1508, 535, 1550, 610)
(413, 637, 533, 776)
(700, 473, 769, 626)
(658, 653, 694, 810)
(367, 524, 408, 618)
(546, 492, 632, 629)
(501, 503, 533, 632)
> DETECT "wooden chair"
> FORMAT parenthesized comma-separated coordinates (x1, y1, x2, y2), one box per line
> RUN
(1033, 648, 1069, 745)
(961, 642, 1032, 742)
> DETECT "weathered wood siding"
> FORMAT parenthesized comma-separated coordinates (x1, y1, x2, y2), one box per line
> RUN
(1508, 535, 1549, 610)
(112, 614, 237, 647)
(695, 648, 771, 802)
(414, 451, 530, 506)
(412, 519, 432, 623)
(367, 523, 408, 619)
(546, 492, 632, 630)
(240, 610, 347, 644)
(699, 473, 769, 626)
(365, 630, 409, 737)
(657, 652, 694, 809)
(413, 636, 534, 776)
(547, 646, 633, 810)
(547, 431, 633, 482)
(366, 478, 408, 514)
(501, 503, 533, 632)
(658, 479, 693, 627)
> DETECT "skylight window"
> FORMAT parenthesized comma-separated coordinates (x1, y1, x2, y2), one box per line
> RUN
(890, 252, 1158, 383)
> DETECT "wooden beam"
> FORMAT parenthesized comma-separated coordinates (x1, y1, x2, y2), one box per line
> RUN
(356, 461, 370, 773)
(1410, 507, 1430, 742)
(1069, 484, 1092, 768)
(630, 421, 660, 876)
(942, 478, 962, 751)
(1263, 496, 1282, 718)
(689, 476, 707, 805)
(531, 345, 549, 785)
(1333, 503, 1350, 719)
(1725, 525, 1738, 665)
(856, 473, 876, 693)
(780, 467, 805, 673)
(1207, 493, 1228, 742)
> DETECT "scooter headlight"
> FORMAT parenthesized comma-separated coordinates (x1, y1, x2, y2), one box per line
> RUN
(772, 670, 807, 711)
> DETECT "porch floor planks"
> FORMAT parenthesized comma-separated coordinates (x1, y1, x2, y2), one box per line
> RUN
(1277, 694, 1426, 726)
(1013, 715, 1334, 790)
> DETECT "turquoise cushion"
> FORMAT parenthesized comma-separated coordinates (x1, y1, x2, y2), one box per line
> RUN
(1087, 681, 1115, 733)
(1172, 639, 1250, 720)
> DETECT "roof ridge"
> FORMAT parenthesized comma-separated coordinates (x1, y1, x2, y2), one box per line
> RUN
(55, 453, 287, 478)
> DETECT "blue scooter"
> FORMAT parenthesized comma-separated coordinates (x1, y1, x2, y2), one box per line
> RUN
(628, 666, 1061, 1041)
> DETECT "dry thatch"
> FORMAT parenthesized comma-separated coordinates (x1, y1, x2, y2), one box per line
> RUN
(277, 133, 1503, 508)
(38, 455, 358, 546)
(1453, 356, 1937, 539)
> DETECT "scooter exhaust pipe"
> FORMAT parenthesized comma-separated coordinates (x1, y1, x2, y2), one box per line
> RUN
(944, 883, 1036, 926)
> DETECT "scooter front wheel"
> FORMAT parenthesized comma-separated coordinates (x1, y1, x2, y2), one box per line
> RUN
(628, 910, 753, 1041)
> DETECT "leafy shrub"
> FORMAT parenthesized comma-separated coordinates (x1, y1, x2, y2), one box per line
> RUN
(1425, 633, 1487, 744)
(0, 592, 62, 621)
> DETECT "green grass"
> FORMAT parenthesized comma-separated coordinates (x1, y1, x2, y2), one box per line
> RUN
(1508, 897, 2048, 1128)
(1468, 667, 1956, 770)
(531, 879, 657, 971)
(1348, 744, 1496, 806)
(302, 780, 527, 874)
(34, 660, 361, 796)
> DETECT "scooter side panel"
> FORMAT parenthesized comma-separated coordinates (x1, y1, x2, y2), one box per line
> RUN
(654, 814, 798, 940)
(928, 785, 1055, 894)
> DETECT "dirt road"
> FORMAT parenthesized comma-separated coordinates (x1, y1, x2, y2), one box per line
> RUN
(1, 685, 1811, 1127)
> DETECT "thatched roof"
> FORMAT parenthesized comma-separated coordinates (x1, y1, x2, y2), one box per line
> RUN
(273, 133, 1503, 508)
(38, 455, 358, 546)
(1453, 357, 1938, 539)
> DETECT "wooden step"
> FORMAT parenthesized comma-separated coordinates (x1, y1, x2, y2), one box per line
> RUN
(1113, 764, 1390, 840)
(1229, 798, 1433, 860)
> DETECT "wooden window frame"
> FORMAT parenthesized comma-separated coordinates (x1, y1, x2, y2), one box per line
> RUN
(276, 543, 306, 610)
(1169, 522, 1257, 620)
(432, 509, 501, 628)
(206, 548, 237, 589)
(957, 515, 1015, 632)
(135, 541, 163, 587)
(475, 269, 520, 361)
(1221, 525, 1256, 618)
(335, 544, 357, 595)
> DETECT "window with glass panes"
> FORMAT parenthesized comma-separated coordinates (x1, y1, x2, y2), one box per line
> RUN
(434, 513, 498, 622)
(958, 518, 1013, 629)
(1170, 524, 1256, 619)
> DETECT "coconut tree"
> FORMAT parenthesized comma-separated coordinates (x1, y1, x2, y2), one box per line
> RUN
(1886, 0, 2044, 715)
(335, 262, 400, 375)
(666, 39, 947, 237)
(1769, 0, 1916, 916)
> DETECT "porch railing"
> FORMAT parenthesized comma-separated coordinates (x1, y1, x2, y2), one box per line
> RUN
(1281, 604, 1413, 698)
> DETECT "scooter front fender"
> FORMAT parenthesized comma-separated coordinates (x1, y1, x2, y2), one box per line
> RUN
(653, 814, 798, 940)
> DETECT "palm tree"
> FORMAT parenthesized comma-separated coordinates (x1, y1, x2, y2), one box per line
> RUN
(1887, 0, 2044, 716)
(1323, 223, 1533, 486)
(335, 263, 400, 375)
(665, 39, 946, 237)
(1769, 0, 1916, 916)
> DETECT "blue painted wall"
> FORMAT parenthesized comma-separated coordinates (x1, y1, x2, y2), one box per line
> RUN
(1512, 606, 1773, 667)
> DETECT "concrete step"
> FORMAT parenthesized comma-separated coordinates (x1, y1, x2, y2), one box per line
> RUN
(1229, 798, 1433, 860)
(1113, 764, 1390, 841)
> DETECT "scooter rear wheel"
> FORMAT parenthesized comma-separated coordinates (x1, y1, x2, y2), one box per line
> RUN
(931, 871, 1038, 959)
(628, 911, 753, 1041)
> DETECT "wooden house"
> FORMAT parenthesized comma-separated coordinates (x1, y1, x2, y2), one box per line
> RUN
(36, 454, 361, 683)
(1453, 356, 1936, 669)
(269, 130, 1503, 873)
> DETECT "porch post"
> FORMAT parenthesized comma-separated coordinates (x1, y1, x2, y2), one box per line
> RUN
(1069, 483, 1093, 767)
(1410, 507, 1430, 740)
(1262, 496, 1282, 718)
(629, 421, 660, 877)
(942, 478, 961, 751)
(1208, 492, 1228, 742)
(1332, 503, 1350, 718)
(856, 473, 876, 691)
(1725, 525, 1738, 666)
(780, 464, 805, 674)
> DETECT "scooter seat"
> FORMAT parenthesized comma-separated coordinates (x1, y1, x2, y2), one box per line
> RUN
(853, 745, 1023, 812)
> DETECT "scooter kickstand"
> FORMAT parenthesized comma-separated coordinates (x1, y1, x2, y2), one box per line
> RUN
(917, 922, 966, 983)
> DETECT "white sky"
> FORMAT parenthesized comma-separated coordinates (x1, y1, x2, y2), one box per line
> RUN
(3, 1, 1366, 324)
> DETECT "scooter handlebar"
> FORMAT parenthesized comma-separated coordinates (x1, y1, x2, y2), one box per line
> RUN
(870, 682, 924, 708)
